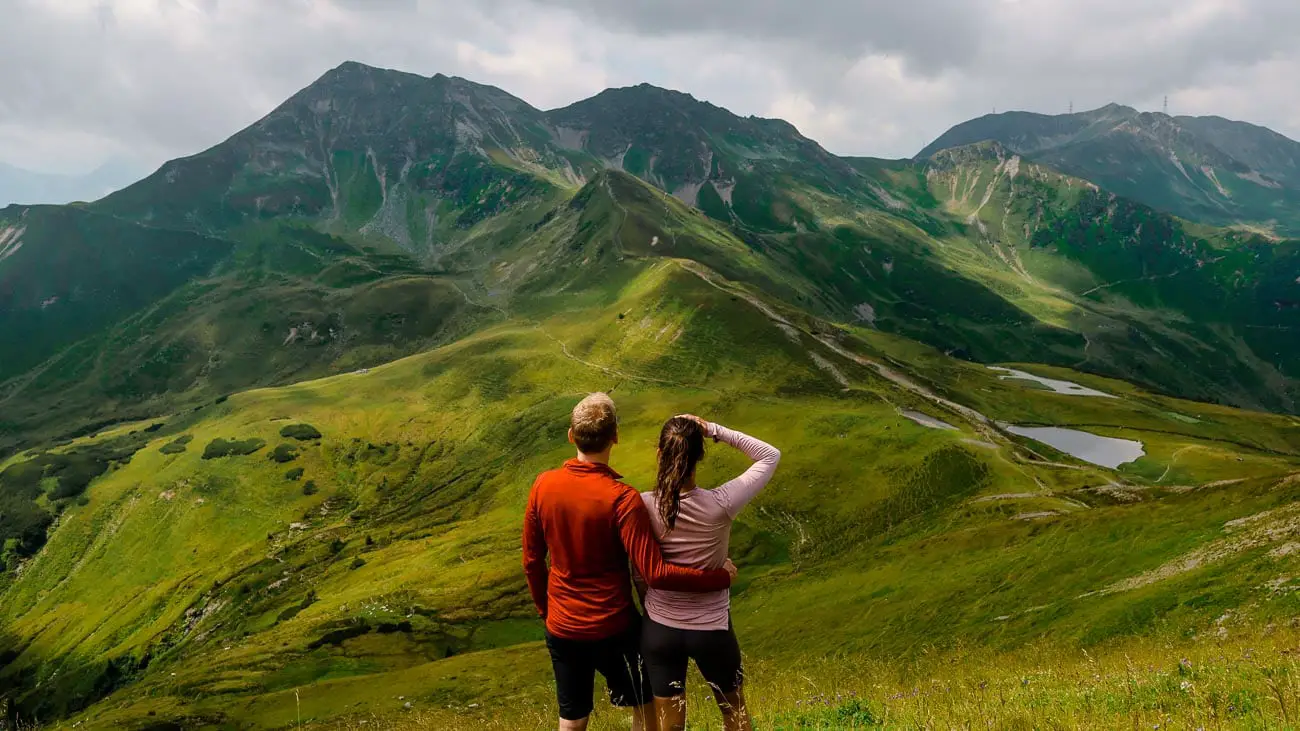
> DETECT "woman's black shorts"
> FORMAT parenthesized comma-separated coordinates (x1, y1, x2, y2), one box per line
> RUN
(640, 616, 744, 698)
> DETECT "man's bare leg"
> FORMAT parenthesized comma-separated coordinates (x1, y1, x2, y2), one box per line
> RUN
(558, 716, 589, 731)
(712, 687, 753, 731)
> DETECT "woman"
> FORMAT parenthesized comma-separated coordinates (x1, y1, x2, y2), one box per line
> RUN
(636, 414, 781, 731)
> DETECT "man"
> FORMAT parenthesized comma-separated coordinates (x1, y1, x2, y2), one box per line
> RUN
(522, 393, 736, 731)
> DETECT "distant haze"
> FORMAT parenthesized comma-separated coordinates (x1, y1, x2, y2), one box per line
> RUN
(0, 159, 147, 207)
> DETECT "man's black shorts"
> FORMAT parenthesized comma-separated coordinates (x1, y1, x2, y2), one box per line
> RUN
(545, 621, 653, 721)
(641, 616, 744, 698)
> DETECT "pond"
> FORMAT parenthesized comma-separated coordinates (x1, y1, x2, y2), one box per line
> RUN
(900, 410, 958, 430)
(989, 366, 1114, 397)
(1004, 425, 1145, 468)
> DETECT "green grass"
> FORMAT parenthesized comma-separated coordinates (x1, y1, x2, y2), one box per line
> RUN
(3, 256, 1298, 728)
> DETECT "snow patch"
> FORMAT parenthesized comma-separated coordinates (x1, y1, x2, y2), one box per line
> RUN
(0, 224, 26, 263)
(1201, 166, 1230, 197)
(853, 303, 877, 326)
(1237, 170, 1282, 189)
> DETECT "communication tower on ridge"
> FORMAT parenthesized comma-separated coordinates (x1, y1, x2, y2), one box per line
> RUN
(1163, 95, 1169, 115)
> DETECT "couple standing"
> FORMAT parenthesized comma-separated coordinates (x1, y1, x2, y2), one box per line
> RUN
(522, 393, 781, 731)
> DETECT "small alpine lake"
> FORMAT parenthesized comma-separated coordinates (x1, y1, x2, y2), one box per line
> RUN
(990, 366, 1115, 397)
(1003, 425, 1146, 468)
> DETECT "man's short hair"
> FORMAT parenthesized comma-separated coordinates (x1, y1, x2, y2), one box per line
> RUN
(571, 392, 618, 453)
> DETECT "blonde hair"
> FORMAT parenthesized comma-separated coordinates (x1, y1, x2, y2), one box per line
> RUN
(571, 392, 618, 453)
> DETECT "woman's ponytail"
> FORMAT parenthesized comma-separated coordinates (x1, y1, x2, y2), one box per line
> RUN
(655, 416, 706, 532)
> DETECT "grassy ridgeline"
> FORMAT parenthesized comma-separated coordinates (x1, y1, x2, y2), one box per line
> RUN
(2, 261, 1300, 728)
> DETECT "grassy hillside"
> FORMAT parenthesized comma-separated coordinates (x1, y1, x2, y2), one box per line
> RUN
(0, 204, 232, 381)
(844, 143, 1300, 413)
(4, 252, 1300, 728)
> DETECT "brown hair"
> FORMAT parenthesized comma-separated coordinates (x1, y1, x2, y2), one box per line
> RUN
(654, 416, 706, 532)
(571, 393, 618, 454)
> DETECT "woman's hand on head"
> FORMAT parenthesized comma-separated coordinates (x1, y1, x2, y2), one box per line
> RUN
(674, 414, 708, 429)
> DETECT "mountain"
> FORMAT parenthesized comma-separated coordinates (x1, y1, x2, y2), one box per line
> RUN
(5, 62, 1300, 728)
(0, 158, 145, 206)
(918, 104, 1300, 235)
(3, 63, 1298, 451)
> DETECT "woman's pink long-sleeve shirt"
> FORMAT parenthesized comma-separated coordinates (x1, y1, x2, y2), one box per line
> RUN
(639, 423, 781, 630)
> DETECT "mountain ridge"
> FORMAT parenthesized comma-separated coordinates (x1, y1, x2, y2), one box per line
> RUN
(918, 103, 1300, 235)
(3, 62, 1299, 460)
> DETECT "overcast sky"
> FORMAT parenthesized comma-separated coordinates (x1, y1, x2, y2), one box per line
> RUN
(4, 0, 1300, 175)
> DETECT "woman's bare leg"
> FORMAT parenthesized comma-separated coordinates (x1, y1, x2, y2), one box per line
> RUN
(653, 694, 687, 731)
(630, 701, 655, 731)
(712, 687, 753, 731)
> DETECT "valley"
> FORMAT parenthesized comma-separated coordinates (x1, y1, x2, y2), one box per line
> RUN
(3, 62, 1300, 728)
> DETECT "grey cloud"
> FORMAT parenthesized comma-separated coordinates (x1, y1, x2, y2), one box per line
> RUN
(507, 0, 986, 74)
(0, 0, 1298, 174)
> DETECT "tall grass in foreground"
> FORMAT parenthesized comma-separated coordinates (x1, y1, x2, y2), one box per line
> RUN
(329, 624, 1300, 729)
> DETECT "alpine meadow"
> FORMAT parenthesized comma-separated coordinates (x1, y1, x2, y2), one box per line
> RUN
(6, 59, 1300, 729)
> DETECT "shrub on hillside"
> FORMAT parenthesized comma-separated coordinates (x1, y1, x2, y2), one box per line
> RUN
(269, 443, 299, 463)
(159, 435, 193, 455)
(201, 438, 267, 460)
(302, 480, 318, 496)
(0, 431, 150, 562)
(284, 467, 305, 481)
(280, 423, 322, 441)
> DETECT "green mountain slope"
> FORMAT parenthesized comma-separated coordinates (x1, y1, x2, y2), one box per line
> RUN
(0, 204, 230, 381)
(4, 244, 1300, 728)
(918, 104, 1300, 235)
(847, 142, 1300, 413)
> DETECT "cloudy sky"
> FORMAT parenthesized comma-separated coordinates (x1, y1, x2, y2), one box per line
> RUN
(4, 0, 1300, 176)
